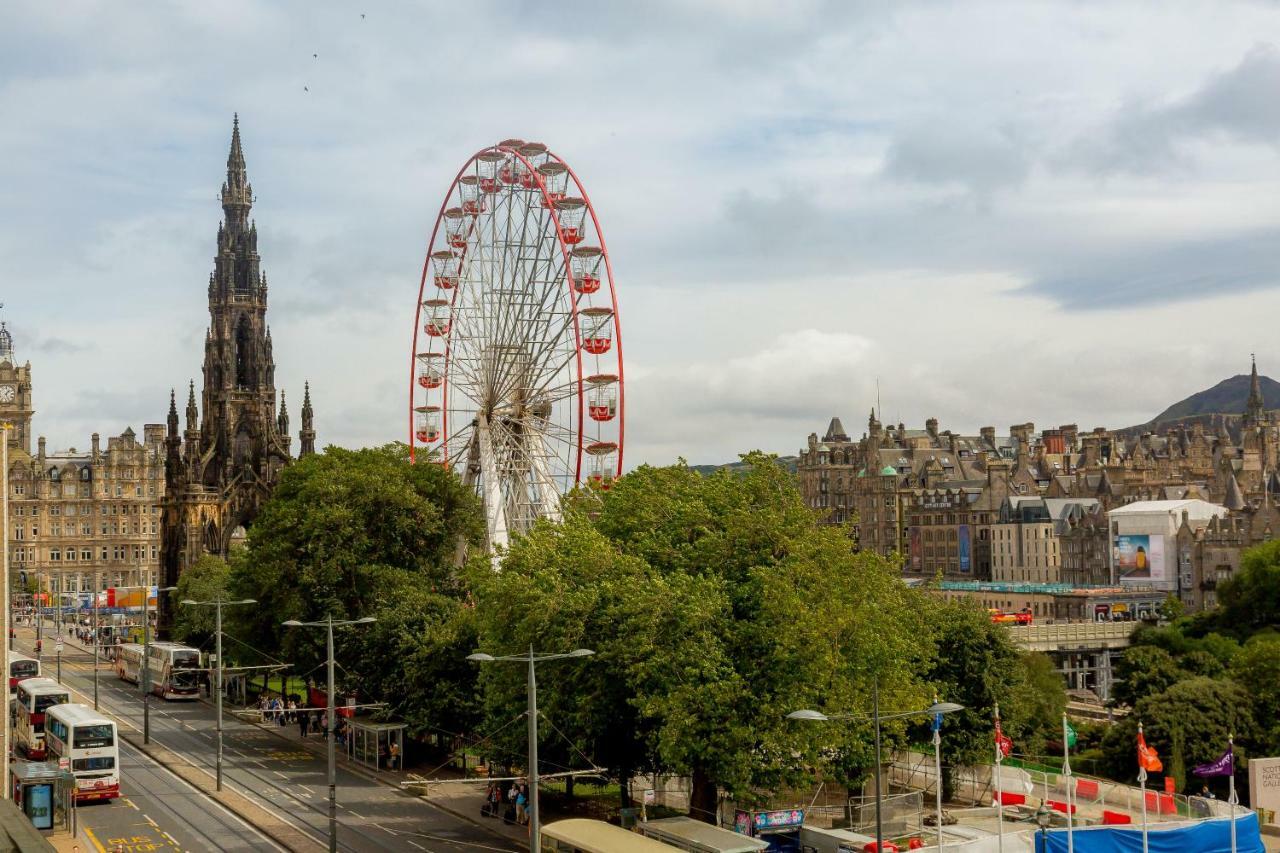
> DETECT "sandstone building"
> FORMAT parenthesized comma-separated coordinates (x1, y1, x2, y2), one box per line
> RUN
(2, 320, 164, 598)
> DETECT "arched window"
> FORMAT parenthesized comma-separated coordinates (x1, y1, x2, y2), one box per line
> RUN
(235, 315, 254, 388)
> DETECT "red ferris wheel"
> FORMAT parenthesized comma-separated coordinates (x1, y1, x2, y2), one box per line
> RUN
(409, 139, 624, 553)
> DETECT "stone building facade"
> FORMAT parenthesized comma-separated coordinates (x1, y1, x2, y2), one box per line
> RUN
(160, 117, 314, 604)
(2, 320, 164, 598)
(796, 357, 1280, 611)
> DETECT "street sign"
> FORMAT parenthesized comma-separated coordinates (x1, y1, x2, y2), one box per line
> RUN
(57, 758, 68, 771)
(643, 789, 655, 805)
(54, 641, 63, 654)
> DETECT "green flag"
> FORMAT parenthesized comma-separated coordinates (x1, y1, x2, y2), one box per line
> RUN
(1065, 719, 1078, 750)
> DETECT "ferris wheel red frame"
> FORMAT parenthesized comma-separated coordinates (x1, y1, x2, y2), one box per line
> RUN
(409, 140, 624, 551)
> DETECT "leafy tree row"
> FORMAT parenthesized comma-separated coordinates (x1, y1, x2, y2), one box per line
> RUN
(174, 447, 1066, 818)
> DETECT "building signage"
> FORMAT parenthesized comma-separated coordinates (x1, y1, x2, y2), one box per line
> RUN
(1115, 534, 1166, 584)
(753, 809, 804, 829)
(958, 525, 971, 573)
(1249, 756, 1280, 824)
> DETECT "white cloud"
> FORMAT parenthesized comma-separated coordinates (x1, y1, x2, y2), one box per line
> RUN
(3, 1, 1280, 470)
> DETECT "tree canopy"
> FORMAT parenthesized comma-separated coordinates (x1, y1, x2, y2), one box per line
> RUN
(227, 444, 484, 738)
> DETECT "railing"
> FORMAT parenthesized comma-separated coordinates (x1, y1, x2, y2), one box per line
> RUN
(890, 749, 1246, 826)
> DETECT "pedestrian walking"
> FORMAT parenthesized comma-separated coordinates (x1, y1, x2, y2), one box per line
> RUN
(515, 785, 527, 825)
(388, 740, 400, 771)
(286, 698, 297, 724)
(299, 709, 310, 738)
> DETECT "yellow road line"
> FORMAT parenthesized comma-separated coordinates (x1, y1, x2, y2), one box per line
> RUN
(83, 825, 108, 853)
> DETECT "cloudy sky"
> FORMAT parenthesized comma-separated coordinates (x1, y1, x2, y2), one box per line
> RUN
(4, 1, 1280, 466)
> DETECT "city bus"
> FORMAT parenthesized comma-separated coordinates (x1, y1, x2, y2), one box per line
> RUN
(541, 819, 678, 852)
(44, 704, 119, 802)
(115, 642, 201, 700)
(9, 652, 40, 693)
(988, 608, 1033, 626)
(14, 678, 71, 760)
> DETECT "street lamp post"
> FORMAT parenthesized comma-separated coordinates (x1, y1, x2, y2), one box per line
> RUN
(142, 585, 177, 744)
(467, 646, 594, 852)
(283, 615, 377, 853)
(788, 694, 964, 852)
(92, 578, 99, 710)
(182, 597, 256, 791)
(2, 421, 12, 800)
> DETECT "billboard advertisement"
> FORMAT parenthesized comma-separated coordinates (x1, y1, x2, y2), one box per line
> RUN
(1114, 534, 1166, 584)
(909, 527, 922, 573)
(958, 524, 972, 573)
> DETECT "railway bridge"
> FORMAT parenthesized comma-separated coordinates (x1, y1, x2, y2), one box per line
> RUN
(1004, 621, 1135, 702)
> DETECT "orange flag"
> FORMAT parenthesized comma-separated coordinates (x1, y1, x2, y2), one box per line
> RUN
(1138, 728, 1163, 773)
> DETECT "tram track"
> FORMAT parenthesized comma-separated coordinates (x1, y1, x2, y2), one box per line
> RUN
(21, 631, 505, 852)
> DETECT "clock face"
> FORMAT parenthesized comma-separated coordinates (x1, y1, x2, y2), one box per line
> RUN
(0, 385, 13, 404)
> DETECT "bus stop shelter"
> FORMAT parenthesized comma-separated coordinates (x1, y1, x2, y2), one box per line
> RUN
(347, 721, 405, 771)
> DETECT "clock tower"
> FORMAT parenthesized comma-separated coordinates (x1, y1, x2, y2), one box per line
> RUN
(0, 318, 34, 457)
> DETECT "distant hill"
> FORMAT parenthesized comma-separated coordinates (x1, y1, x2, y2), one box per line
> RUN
(1142, 373, 1280, 428)
(689, 455, 799, 476)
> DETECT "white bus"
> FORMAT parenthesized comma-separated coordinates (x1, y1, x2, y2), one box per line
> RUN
(115, 642, 201, 700)
(8, 652, 40, 693)
(45, 704, 120, 802)
(113, 643, 144, 684)
(14, 677, 71, 760)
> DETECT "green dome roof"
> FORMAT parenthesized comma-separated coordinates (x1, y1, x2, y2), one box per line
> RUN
(881, 465, 898, 476)
(856, 468, 867, 478)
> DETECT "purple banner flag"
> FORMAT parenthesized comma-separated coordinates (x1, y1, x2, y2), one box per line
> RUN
(1192, 746, 1233, 778)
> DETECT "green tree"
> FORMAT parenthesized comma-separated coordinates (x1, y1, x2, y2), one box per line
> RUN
(173, 555, 231, 647)
(469, 517, 670, 807)
(1158, 593, 1185, 623)
(1099, 678, 1256, 785)
(1111, 645, 1182, 708)
(1217, 540, 1280, 638)
(1010, 652, 1069, 756)
(1229, 636, 1280, 753)
(1178, 649, 1224, 679)
(229, 443, 484, 700)
(921, 601, 1064, 796)
(560, 454, 936, 820)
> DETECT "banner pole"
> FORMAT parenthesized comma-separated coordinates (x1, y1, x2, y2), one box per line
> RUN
(994, 704, 1004, 853)
(1063, 714, 1074, 853)
(1229, 735, 1237, 853)
(1139, 766, 1149, 853)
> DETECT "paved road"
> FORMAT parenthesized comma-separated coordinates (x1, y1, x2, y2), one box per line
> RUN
(18, 622, 518, 853)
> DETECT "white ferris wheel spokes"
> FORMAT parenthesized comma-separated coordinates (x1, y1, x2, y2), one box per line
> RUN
(410, 140, 624, 555)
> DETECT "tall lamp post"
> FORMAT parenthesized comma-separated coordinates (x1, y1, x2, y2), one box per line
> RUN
(2, 421, 12, 799)
(182, 597, 256, 791)
(142, 585, 177, 743)
(283, 615, 377, 853)
(467, 646, 595, 853)
(788, 694, 964, 851)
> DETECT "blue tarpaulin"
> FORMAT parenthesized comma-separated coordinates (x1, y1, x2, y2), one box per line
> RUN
(1039, 813, 1264, 853)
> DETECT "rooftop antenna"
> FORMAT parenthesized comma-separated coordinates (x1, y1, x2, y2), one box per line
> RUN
(876, 378, 881, 423)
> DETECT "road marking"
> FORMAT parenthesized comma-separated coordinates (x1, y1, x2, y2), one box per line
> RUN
(274, 771, 287, 779)
(83, 825, 108, 853)
(348, 810, 366, 819)
(144, 813, 159, 827)
(407, 842, 425, 851)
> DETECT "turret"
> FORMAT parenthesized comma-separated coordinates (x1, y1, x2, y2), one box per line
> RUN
(278, 390, 290, 438)
(299, 382, 316, 457)
(1244, 354, 1265, 428)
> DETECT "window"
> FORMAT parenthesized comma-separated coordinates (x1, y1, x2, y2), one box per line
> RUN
(72, 726, 114, 749)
